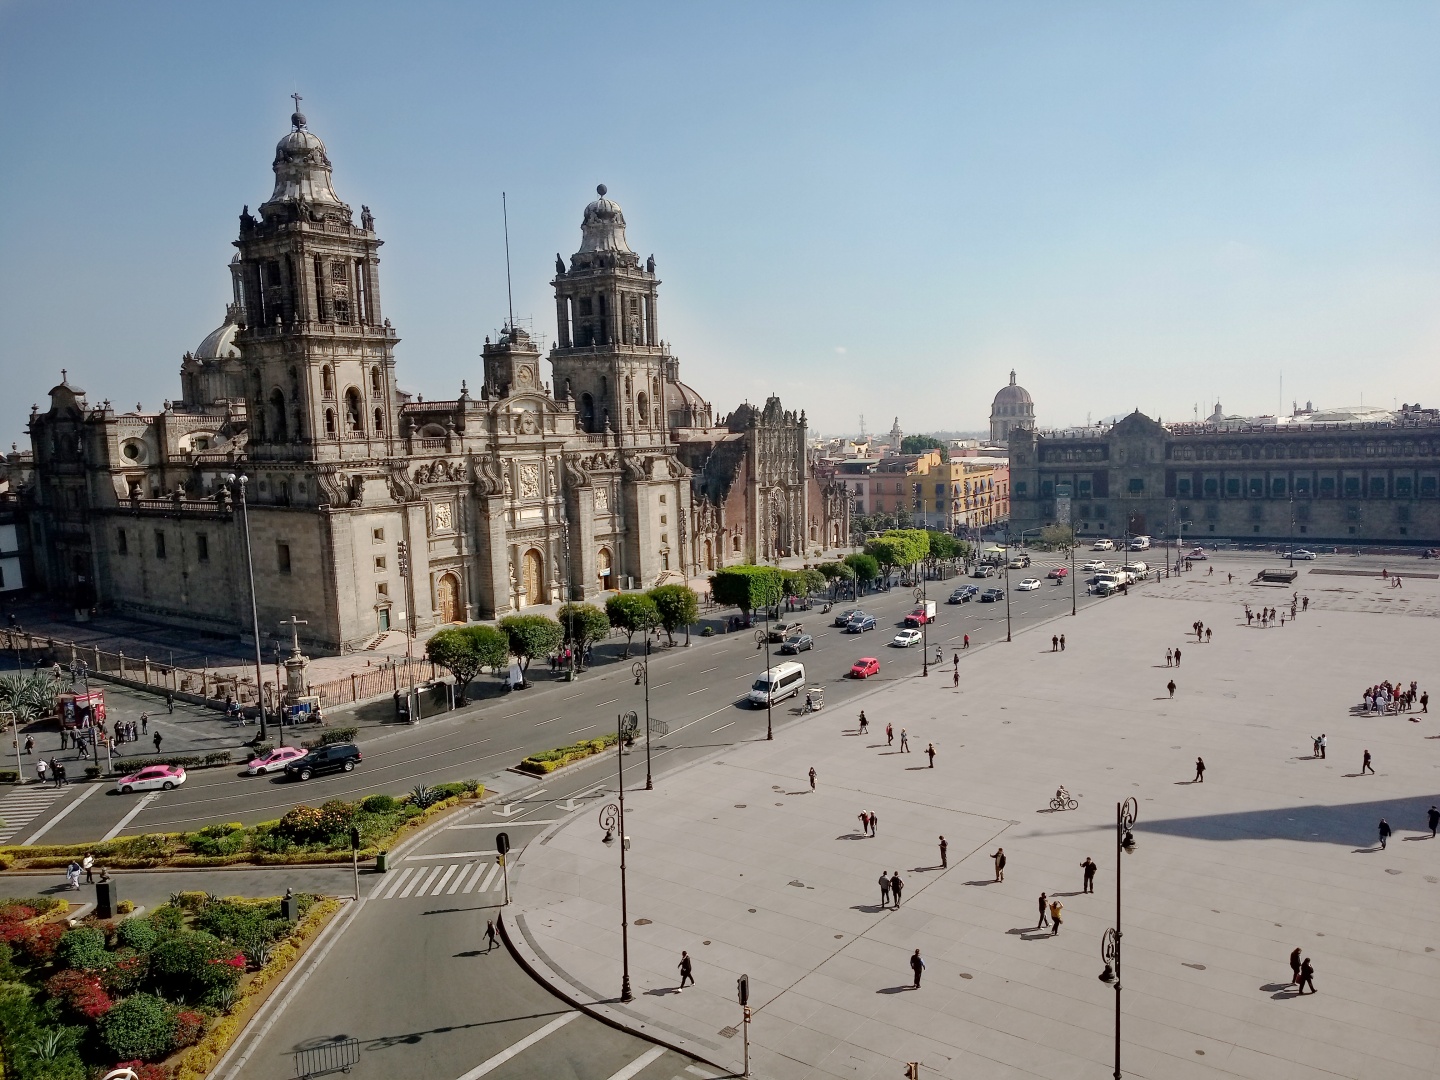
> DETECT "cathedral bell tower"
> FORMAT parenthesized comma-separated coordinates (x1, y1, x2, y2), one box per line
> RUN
(549, 186, 667, 444)
(232, 99, 400, 462)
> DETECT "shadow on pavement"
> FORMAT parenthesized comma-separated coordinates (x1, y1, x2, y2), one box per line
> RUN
(1141, 796, 1440, 846)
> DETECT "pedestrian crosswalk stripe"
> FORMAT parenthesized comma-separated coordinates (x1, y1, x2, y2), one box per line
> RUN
(413, 865, 443, 896)
(445, 862, 475, 895)
(375, 867, 414, 900)
(429, 863, 460, 896)
(459, 862, 487, 894)
(684, 1066, 721, 1079)
(601, 1046, 665, 1080)
(477, 863, 500, 893)
(0, 787, 74, 843)
(397, 867, 430, 899)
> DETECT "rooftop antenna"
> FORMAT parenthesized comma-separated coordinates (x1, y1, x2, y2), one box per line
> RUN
(502, 192, 515, 333)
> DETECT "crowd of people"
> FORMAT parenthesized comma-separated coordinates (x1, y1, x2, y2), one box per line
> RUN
(1358, 679, 1427, 715)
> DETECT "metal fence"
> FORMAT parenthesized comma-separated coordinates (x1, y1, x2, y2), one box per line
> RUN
(293, 1037, 361, 1078)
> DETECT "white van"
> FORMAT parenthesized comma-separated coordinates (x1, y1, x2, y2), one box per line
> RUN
(749, 662, 806, 708)
(1128, 536, 1152, 551)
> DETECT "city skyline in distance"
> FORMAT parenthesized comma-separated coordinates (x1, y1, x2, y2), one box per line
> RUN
(2, 3, 1438, 438)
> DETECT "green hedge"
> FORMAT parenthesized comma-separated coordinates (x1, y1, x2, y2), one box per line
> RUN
(313, 727, 359, 747)
(519, 735, 618, 775)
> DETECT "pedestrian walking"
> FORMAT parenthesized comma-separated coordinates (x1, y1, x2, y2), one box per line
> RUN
(991, 847, 1006, 882)
(910, 948, 926, 988)
(879, 871, 891, 907)
(1298, 957, 1316, 994)
(963, 634, 970, 649)
(860, 811, 871, 837)
(886, 722, 894, 747)
(1428, 805, 1439, 838)
(1036, 891, 1049, 928)
(54, 762, 66, 787)
(1173, 647, 1181, 667)
(1362, 749, 1374, 775)
(65, 861, 81, 891)
(938, 835, 948, 868)
(899, 729, 910, 752)
(1059, 634, 1065, 651)
(890, 871, 903, 908)
(1378, 818, 1391, 849)
(953, 668, 959, 688)
(677, 950, 694, 990)
(1081, 856, 1096, 893)
(1049, 898, 1063, 935)
(21, 735, 32, 755)
(809, 766, 817, 791)
(925, 742, 936, 768)
(858, 711, 869, 735)
(153, 731, 162, 753)
(141, 712, 149, 735)
(1052, 635, 1059, 652)
(1167, 679, 1176, 698)
(1422, 691, 1429, 713)
(1289, 947, 1302, 986)
(165, 690, 174, 714)
(1319, 733, 1326, 759)
(1205, 627, 1212, 642)
(869, 811, 878, 836)
(1166, 648, 1173, 667)
(82, 854, 94, 884)
(1194, 757, 1205, 783)
(485, 920, 497, 952)
(35, 759, 46, 784)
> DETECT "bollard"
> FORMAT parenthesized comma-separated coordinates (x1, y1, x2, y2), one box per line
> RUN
(281, 889, 298, 923)
(95, 880, 118, 919)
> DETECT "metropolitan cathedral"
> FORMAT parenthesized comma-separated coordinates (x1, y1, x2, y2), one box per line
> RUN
(22, 105, 848, 653)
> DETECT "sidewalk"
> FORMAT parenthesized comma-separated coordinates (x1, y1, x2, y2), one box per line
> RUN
(508, 579, 1440, 1080)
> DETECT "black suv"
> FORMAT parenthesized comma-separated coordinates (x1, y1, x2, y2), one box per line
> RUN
(284, 743, 362, 781)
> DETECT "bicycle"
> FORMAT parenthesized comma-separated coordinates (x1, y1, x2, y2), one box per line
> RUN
(1049, 791, 1079, 812)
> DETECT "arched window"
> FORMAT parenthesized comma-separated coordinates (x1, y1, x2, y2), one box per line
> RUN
(324, 409, 336, 436)
(624, 375, 632, 396)
(374, 407, 384, 432)
(371, 367, 382, 396)
(345, 388, 362, 433)
(269, 389, 288, 442)
(636, 392, 649, 426)
(732, 533, 742, 552)
(322, 366, 335, 398)
(580, 393, 596, 433)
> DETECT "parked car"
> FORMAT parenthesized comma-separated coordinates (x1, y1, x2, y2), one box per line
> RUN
(779, 633, 814, 654)
(284, 743, 362, 781)
(849, 657, 881, 679)
(891, 629, 923, 648)
(1047, 567, 1068, 579)
(948, 585, 979, 603)
(1092, 539, 1115, 551)
(117, 764, 186, 794)
(769, 621, 802, 642)
(980, 588, 1005, 602)
(833, 609, 860, 627)
(246, 746, 307, 775)
(1017, 578, 1041, 591)
(972, 565, 996, 578)
(845, 613, 877, 633)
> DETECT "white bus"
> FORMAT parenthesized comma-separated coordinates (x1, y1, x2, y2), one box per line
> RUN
(748, 662, 807, 708)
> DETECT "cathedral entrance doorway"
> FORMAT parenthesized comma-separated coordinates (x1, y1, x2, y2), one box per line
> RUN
(522, 549, 545, 605)
(436, 572, 461, 624)
(703, 539, 714, 572)
(596, 547, 613, 592)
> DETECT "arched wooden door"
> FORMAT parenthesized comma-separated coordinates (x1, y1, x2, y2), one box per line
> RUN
(436, 573, 461, 624)
(523, 549, 544, 604)
(596, 547, 613, 592)
(703, 539, 714, 571)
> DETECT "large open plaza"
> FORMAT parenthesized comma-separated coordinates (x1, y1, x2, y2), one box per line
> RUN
(509, 557, 1440, 1079)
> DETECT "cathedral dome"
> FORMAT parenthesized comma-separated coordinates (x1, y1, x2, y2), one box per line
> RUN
(992, 370, 1033, 409)
(267, 107, 344, 208)
(195, 316, 241, 361)
(579, 184, 633, 254)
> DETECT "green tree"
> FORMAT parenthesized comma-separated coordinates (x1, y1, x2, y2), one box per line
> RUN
(926, 530, 960, 561)
(498, 615, 564, 676)
(1040, 523, 1076, 549)
(899, 435, 948, 461)
(556, 603, 610, 669)
(605, 593, 661, 658)
(843, 552, 879, 585)
(709, 565, 783, 615)
(425, 625, 509, 703)
(793, 568, 827, 598)
(647, 585, 700, 646)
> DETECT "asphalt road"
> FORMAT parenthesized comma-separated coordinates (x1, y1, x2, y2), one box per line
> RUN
(18, 560, 1109, 846)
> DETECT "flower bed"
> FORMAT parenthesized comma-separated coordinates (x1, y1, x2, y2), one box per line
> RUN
(518, 734, 619, 775)
(0, 781, 484, 871)
(0, 889, 341, 1079)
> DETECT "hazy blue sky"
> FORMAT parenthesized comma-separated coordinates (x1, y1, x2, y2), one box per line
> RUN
(2, 2, 1438, 439)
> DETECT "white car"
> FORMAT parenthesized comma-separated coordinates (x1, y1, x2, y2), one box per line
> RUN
(1082, 560, 1107, 572)
(116, 764, 187, 794)
(1017, 578, 1041, 591)
(1092, 539, 1114, 551)
(891, 628, 923, 648)
(1282, 549, 1317, 560)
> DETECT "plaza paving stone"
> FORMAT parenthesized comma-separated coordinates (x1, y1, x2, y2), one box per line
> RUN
(511, 568, 1440, 1079)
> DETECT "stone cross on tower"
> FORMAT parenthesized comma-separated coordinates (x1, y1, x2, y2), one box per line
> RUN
(281, 615, 308, 657)
(280, 616, 311, 706)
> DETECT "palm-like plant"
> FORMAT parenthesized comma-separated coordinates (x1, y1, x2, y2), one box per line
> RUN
(23, 1028, 73, 1061)
(0, 672, 61, 723)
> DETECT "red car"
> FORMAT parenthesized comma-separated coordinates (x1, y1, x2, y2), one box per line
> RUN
(849, 657, 880, 679)
(1047, 567, 1068, 579)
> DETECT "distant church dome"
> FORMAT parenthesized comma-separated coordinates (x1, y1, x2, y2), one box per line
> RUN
(579, 184, 633, 254)
(195, 311, 241, 361)
(989, 370, 1035, 445)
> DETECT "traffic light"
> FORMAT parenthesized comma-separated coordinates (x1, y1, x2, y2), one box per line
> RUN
(348, 826, 361, 850)
(496, 832, 510, 856)
(736, 974, 749, 1006)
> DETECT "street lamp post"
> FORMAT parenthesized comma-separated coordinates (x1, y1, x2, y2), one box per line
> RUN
(226, 474, 268, 741)
(601, 709, 640, 1003)
(914, 586, 928, 676)
(3, 710, 21, 784)
(1003, 533, 1012, 642)
(1099, 797, 1139, 1079)
(397, 541, 417, 723)
(632, 640, 653, 790)
(754, 627, 773, 741)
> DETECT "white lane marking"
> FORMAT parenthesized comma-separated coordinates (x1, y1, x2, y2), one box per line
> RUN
(452, 1011, 580, 1079)
(460, 862, 488, 893)
(451, 821, 562, 829)
(406, 850, 497, 861)
(102, 791, 161, 841)
(429, 863, 460, 895)
(711, 722, 735, 733)
(699, 667, 717, 673)
(596, 699, 618, 707)
(536, 717, 559, 725)
(217, 897, 366, 1080)
(567, 726, 592, 735)
(400, 866, 437, 898)
(21, 784, 97, 845)
(446, 862, 476, 895)
(375, 867, 414, 899)
(650, 681, 671, 689)
(601, 1046, 666, 1080)
(686, 687, 709, 696)
(477, 864, 500, 893)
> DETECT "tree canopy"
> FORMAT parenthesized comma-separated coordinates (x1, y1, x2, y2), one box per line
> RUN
(926, 530, 962, 560)
(606, 592, 661, 657)
(647, 584, 700, 646)
(425, 624, 510, 703)
(498, 614, 564, 674)
(782, 568, 827, 598)
(557, 603, 610, 667)
(843, 552, 879, 583)
(899, 435, 948, 461)
(709, 565, 783, 614)
(1040, 523, 1076, 549)
(866, 529, 930, 571)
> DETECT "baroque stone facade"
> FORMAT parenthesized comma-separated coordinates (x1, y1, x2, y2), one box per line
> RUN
(18, 108, 848, 653)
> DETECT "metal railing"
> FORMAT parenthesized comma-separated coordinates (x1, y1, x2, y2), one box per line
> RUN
(293, 1037, 361, 1078)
